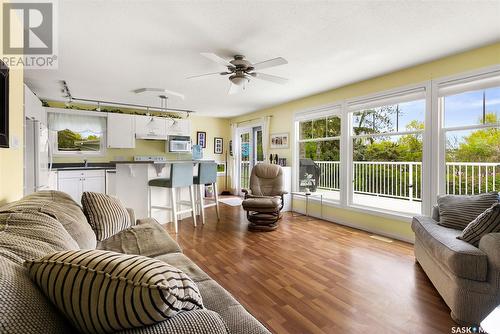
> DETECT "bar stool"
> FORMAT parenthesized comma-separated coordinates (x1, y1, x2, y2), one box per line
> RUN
(148, 162, 197, 234)
(193, 162, 220, 224)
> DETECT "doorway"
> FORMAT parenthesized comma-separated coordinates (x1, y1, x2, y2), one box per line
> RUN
(237, 126, 263, 195)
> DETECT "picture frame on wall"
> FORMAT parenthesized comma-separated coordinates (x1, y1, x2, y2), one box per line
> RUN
(214, 137, 223, 154)
(196, 131, 206, 148)
(270, 132, 289, 149)
(216, 162, 226, 176)
(0, 60, 9, 148)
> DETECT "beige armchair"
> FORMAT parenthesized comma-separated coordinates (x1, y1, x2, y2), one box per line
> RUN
(241, 163, 287, 231)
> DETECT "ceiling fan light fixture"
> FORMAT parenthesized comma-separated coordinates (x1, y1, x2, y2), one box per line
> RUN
(230, 75, 249, 86)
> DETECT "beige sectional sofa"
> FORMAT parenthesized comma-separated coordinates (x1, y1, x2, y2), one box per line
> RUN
(412, 206, 500, 325)
(0, 191, 270, 334)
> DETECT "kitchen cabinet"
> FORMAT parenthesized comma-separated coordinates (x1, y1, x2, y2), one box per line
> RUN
(107, 113, 135, 148)
(24, 85, 46, 124)
(57, 170, 105, 203)
(135, 115, 168, 140)
(105, 170, 116, 196)
(166, 118, 191, 136)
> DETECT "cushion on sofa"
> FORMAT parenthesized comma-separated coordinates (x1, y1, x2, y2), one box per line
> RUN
(116, 309, 229, 334)
(458, 203, 500, 246)
(412, 215, 488, 281)
(0, 211, 79, 265)
(82, 191, 132, 241)
(25, 249, 204, 334)
(0, 257, 75, 334)
(0, 190, 96, 249)
(97, 219, 181, 256)
(437, 192, 499, 230)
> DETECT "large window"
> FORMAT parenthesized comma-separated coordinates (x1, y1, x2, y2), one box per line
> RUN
(48, 112, 106, 155)
(292, 69, 500, 218)
(297, 113, 341, 200)
(349, 93, 425, 214)
(440, 84, 500, 195)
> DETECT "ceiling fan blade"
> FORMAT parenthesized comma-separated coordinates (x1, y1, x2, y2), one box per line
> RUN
(251, 72, 289, 85)
(200, 52, 233, 68)
(252, 57, 288, 70)
(228, 82, 244, 95)
(186, 72, 226, 79)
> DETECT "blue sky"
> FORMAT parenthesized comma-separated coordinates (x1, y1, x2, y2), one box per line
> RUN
(444, 87, 500, 127)
(354, 87, 500, 132)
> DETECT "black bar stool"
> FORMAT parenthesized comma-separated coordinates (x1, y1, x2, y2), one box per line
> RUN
(148, 162, 197, 233)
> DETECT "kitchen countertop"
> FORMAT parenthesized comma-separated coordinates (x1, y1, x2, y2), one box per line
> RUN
(52, 162, 116, 171)
(53, 160, 215, 171)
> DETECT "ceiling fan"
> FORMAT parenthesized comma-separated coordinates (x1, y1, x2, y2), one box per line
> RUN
(187, 53, 289, 94)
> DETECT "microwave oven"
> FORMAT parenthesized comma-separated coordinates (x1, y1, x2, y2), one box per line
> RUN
(168, 135, 192, 152)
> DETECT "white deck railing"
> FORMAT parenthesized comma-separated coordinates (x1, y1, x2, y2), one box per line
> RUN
(240, 160, 499, 200)
(314, 161, 499, 201)
(446, 162, 499, 195)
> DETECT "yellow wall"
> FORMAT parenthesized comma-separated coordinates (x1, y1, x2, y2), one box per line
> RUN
(231, 43, 500, 242)
(0, 1, 24, 206)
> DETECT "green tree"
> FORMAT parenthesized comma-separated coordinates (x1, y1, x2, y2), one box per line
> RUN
(449, 113, 500, 162)
(57, 129, 82, 149)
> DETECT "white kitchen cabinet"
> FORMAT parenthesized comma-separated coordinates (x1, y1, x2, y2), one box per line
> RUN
(107, 113, 135, 148)
(58, 170, 105, 203)
(166, 118, 191, 136)
(58, 177, 82, 202)
(105, 170, 116, 196)
(83, 175, 106, 193)
(24, 84, 46, 124)
(135, 115, 168, 140)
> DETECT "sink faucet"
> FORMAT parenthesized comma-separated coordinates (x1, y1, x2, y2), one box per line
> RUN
(84, 159, 88, 168)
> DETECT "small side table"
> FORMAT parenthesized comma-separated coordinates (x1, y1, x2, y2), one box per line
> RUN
(290, 191, 323, 219)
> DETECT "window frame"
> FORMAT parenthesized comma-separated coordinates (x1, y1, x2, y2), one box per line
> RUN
(432, 67, 500, 199)
(294, 105, 343, 203)
(346, 84, 430, 216)
(291, 66, 499, 221)
(48, 109, 108, 157)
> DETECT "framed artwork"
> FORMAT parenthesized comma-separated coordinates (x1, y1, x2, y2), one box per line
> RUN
(216, 162, 226, 175)
(214, 137, 223, 154)
(196, 131, 206, 148)
(0, 60, 9, 148)
(270, 133, 289, 149)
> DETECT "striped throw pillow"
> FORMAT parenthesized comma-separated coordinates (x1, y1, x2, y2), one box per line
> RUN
(458, 203, 500, 247)
(24, 250, 204, 334)
(81, 192, 131, 241)
(437, 192, 499, 230)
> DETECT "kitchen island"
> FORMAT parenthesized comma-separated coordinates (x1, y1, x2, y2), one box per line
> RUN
(114, 160, 214, 223)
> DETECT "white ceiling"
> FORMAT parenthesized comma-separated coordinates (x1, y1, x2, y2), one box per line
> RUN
(25, 0, 500, 117)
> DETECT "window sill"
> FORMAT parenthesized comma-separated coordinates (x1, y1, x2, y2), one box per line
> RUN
(292, 195, 415, 222)
(54, 151, 106, 158)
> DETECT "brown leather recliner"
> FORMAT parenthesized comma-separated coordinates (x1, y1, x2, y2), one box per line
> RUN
(241, 163, 287, 231)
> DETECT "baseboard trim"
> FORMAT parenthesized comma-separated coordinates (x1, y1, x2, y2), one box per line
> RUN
(290, 208, 415, 244)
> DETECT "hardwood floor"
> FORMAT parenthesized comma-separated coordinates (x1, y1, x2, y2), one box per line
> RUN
(163, 200, 456, 334)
